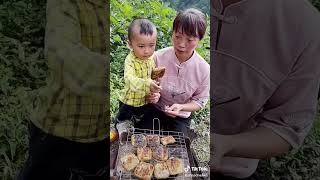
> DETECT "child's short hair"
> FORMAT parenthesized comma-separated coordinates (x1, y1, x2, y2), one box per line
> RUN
(128, 18, 156, 41)
(173, 8, 207, 40)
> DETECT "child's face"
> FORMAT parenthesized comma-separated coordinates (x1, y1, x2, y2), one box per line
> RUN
(172, 30, 200, 62)
(128, 32, 157, 60)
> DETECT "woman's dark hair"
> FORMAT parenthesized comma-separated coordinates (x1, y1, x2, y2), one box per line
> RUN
(173, 8, 207, 40)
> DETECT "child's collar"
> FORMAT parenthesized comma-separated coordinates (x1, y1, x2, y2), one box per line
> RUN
(130, 51, 154, 62)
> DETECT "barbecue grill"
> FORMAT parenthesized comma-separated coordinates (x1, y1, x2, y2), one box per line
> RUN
(113, 118, 206, 180)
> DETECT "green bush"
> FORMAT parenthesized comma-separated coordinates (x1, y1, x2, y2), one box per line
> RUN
(311, 0, 320, 10)
(0, 0, 46, 179)
(163, 0, 210, 15)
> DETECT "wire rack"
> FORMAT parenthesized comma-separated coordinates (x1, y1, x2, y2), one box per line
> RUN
(115, 118, 192, 180)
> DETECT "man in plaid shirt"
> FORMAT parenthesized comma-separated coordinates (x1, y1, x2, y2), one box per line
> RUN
(17, 0, 109, 179)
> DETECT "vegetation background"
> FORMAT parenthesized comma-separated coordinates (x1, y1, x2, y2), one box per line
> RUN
(0, 0, 319, 179)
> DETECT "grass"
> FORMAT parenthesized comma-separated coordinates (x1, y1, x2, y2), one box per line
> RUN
(256, 103, 320, 179)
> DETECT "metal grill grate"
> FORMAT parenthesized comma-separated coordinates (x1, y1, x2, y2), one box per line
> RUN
(115, 119, 192, 180)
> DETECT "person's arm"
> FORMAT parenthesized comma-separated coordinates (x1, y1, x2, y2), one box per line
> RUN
(45, 0, 107, 96)
(212, 38, 320, 172)
(226, 127, 291, 158)
(212, 127, 291, 172)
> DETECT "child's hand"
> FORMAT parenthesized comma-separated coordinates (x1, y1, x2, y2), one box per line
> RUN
(150, 80, 162, 93)
(147, 92, 160, 104)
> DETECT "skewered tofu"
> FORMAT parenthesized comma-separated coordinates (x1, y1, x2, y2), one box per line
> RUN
(151, 67, 166, 80)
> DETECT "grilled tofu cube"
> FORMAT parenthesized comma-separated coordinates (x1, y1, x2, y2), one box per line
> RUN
(152, 145, 169, 161)
(134, 162, 154, 180)
(120, 153, 139, 171)
(137, 147, 152, 161)
(154, 162, 170, 179)
(160, 136, 176, 145)
(131, 134, 147, 148)
(146, 135, 160, 147)
(166, 158, 184, 175)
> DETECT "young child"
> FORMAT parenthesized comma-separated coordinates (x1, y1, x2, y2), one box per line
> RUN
(116, 18, 162, 138)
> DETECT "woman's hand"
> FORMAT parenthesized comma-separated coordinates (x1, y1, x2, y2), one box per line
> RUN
(211, 134, 256, 176)
(147, 92, 160, 104)
(164, 104, 184, 117)
(211, 133, 232, 172)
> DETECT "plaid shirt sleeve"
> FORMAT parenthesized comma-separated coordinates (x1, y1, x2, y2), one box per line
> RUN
(30, 0, 108, 143)
(45, 0, 107, 99)
(124, 55, 153, 95)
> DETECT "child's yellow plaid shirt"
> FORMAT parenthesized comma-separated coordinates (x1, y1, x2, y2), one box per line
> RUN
(120, 51, 155, 107)
(30, 0, 109, 143)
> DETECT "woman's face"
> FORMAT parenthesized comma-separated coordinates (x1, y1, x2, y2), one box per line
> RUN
(172, 30, 200, 62)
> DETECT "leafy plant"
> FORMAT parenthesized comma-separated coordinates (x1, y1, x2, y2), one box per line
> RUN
(0, 0, 46, 179)
(163, 0, 210, 15)
(257, 102, 320, 179)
